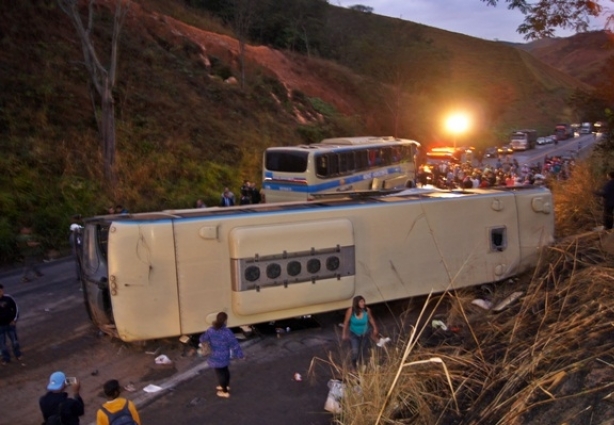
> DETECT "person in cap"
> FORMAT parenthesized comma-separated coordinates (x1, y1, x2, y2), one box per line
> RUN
(39, 371, 84, 425)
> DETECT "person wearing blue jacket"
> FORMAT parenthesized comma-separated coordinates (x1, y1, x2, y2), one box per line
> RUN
(199, 312, 245, 398)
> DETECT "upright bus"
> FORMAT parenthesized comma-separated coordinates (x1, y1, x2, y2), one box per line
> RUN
(78, 186, 554, 342)
(262, 136, 420, 203)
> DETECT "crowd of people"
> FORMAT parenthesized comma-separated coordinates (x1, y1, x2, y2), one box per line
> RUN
(217, 180, 263, 207)
(417, 153, 575, 190)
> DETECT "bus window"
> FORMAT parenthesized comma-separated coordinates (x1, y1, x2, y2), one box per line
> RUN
(490, 227, 507, 252)
(339, 152, 355, 174)
(316, 153, 339, 177)
(265, 151, 309, 172)
(355, 150, 369, 170)
(316, 154, 328, 176)
(368, 149, 380, 166)
(328, 154, 339, 176)
(381, 147, 392, 165)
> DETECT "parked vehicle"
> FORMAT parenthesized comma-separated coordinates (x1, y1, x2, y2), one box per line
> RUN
(484, 146, 498, 158)
(554, 124, 572, 141)
(498, 144, 514, 155)
(510, 129, 537, 151)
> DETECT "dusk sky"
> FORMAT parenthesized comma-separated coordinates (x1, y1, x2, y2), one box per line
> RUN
(334, 0, 604, 43)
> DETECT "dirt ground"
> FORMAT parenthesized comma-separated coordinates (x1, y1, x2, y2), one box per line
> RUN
(0, 259, 203, 425)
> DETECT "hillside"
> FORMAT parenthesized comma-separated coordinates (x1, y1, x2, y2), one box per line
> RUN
(0, 0, 594, 259)
(520, 31, 614, 88)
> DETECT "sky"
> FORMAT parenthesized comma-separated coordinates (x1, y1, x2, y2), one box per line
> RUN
(334, 0, 604, 43)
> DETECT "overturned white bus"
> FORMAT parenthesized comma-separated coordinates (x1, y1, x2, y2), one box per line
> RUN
(79, 186, 554, 341)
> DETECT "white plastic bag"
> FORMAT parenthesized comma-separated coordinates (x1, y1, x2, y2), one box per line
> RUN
(155, 354, 172, 365)
(324, 379, 345, 413)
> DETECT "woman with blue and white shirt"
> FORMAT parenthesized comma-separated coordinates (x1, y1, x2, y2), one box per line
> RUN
(342, 295, 378, 370)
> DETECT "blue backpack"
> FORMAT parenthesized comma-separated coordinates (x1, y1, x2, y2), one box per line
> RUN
(100, 400, 137, 425)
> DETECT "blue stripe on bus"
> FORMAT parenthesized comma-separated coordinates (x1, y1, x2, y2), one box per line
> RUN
(263, 166, 404, 193)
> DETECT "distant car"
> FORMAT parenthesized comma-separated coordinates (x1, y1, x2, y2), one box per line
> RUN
(497, 144, 514, 155)
(545, 135, 556, 144)
(537, 137, 547, 145)
(484, 147, 497, 158)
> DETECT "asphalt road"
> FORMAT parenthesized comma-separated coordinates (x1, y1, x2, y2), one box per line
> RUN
(0, 257, 412, 425)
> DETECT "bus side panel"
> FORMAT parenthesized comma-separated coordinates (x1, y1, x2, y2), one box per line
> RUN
(172, 219, 229, 335)
(229, 220, 356, 315)
(108, 221, 181, 341)
(350, 192, 521, 304)
(513, 189, 555, 271)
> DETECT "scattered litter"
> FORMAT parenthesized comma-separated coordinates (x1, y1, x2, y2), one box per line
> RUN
(146, 347, 161, 356)
(432, 320, 448, 331)
(178, 335, 190, 344)
(44, 308, 51, 312)
(155, 354, 173, 365)
(124, 383, 136, 392)
(294, 373, 302, 381)
(197, 342, 211, 357)
(324, 379, 345, 413)
(187, 397, 203, 407)
(471, 299, 493, 310)
(91, 370, 99, 376)
(493, 291, 523, 312)
(143, 384, 163, 393)
(376, 337, 391, 347)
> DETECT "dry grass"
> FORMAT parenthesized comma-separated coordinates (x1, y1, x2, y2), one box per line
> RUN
(318, 231, 614, 424)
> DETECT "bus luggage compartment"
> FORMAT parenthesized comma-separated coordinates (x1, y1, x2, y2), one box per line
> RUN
(229, 219, 356, 315)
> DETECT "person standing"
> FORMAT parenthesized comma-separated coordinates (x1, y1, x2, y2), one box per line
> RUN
(595, 171, 614, 230)
(342, 295, 379, 370)
(39, 371, 84, 425)
(69, 215, 83, 281)
(220, 188, 235, 207)
(199, 312, 244, 398)
(16, 226, 44, 283)
(0, 284, 22, 365)
(96, 379, 141, 425)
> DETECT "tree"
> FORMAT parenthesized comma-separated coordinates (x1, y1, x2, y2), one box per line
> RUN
(230, 0, 257, 88)
(348, 5, 373, 14)
(482, 0, 608, 39)
(57, 0, 130, 185)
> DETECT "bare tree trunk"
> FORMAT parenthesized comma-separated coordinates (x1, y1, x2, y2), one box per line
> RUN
(101, 77, 116, 184)
(232, 0, 255, 90)
(58, 0, 129, 185)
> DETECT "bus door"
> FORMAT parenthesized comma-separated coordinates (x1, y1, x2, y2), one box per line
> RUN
(107, 220, 181, 341)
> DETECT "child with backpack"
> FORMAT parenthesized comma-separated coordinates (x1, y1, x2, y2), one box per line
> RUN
(96, 379, 141, 425)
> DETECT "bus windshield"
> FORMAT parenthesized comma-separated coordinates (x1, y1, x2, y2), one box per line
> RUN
(265, 150, 309, 173)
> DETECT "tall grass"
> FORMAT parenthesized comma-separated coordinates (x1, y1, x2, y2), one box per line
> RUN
(315, 157, 614, 424)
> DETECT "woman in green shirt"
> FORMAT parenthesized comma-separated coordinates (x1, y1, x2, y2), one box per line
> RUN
(342, 295, 378, 369)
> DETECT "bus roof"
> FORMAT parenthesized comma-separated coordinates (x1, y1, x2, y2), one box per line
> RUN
(265, 137, 420, 152)
(318, 136, 419, 147)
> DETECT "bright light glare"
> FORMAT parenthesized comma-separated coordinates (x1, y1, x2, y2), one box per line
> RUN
(445, 114, 470, 135)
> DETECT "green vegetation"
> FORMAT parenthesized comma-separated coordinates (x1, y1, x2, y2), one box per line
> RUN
(0, 0, 608, 264)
